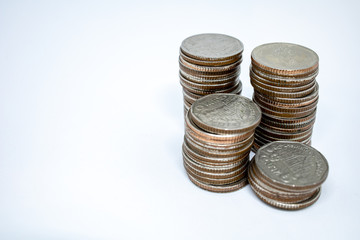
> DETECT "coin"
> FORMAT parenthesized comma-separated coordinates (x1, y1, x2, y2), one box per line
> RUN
(187, 173, 248, 193)
(251, 64, 318, 86)
(179, 33, 244, 117)
(250, 184, 321, 210)
(250, 70, 316, 93)
(190, 94, 261, 134)
(185, 110, 253, 144)
(248, 162, 318, 203)
(248, 141, 329, 210)
(179, 55, 241, 73)
(251, 77, 317, 98)
(180, 51, 242, 66)
(185, 134, 253, 158)
(183, 151, 249, 173)
(251, 42, 319, 76)
(181, 33, 244, 61)
(250, 42, 320, 148)
(255, 141, 329, 190)
(182, 93, 260, 193)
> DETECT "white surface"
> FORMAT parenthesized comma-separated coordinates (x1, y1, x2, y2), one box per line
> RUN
(0, 0, 359, 239)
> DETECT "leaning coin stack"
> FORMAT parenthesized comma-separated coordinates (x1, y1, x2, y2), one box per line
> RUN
(179, 33, 244, 116)
(183, 93, 261, 193)
(248, 141, 329, 210)
(250, 43, 319, 151)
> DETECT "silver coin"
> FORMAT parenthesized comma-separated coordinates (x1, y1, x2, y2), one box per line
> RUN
(180, 51, 242, 67)
(180, 33, 244, 61)
(251, 42, 319, 76)
(186, 173, 248, 193)
(250, 64, 318, 87)
(179, 68, 240, 83)
(190, 93, 261, 134)
(255, 141, 329, 191)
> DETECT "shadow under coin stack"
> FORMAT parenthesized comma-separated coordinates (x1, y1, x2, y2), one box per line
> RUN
(183, 94, 261, 193)
(179, 33, 244, 116)
(248, 141, 329, 210)
(249, 43, 319, 152)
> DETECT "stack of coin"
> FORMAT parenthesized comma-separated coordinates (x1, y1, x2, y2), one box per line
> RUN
(248, 141, 329, 210)
(183, 93, 261, 193)
(249, 43, 319, 151)
(179, 33, 244, 116)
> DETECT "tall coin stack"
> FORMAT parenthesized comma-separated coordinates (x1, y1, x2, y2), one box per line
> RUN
(248, 141, 329, 210)
(179, 33, 244, 116)
(183, 94, 261, 193)
(249, 43, 319, 152)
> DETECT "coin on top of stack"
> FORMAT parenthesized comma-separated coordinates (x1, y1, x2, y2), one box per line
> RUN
(248, 141, 329, 210)
(179, 33, 244, 116)
(249, 42, 319, 151)
(183, 93, 261, 193)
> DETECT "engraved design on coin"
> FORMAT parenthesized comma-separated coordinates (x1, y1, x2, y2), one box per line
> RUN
(252, 43, 319, 71)
(191, 94, 261, 132)
(255, 141, 328, 188)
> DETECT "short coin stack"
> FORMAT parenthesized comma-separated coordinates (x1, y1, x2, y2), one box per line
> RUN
(250, 43, 319, 151)
(248, 141, 329, 210)
(179, 33, 244, 116)
(183, 94, 261, 192)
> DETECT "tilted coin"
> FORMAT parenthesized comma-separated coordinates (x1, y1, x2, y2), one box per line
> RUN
(190, 94, 261, 134)
(179, 55, 241, 73)
(185, 110, 254, 144)
(248, 141, 328, 209)
(254, 141, 329, 191)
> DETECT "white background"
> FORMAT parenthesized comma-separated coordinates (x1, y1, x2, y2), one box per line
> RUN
(1, 0, 359, 239)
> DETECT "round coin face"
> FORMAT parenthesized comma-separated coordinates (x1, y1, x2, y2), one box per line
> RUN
(190, 94, 261, 134)
(181, 33, 244, 61)
(251, 43, 319, 75)
(255, 141, 328, 190)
